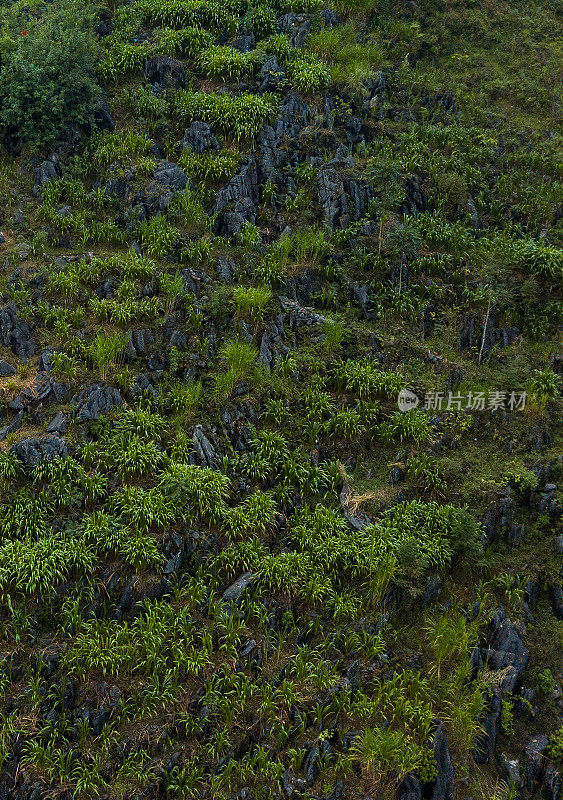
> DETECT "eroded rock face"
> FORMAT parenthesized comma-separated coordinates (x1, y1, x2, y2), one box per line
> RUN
(472, 686, 502, 765)
(182, 121, 221, 155)
(459, 312, 520, 359)
(213, 158, 260, 239)
(398, 774, 422, 800)
(0, 302, 36, 360)
(429, 724, 454, 800)
(71, 384, 123, 421)
(484, 613, 529, 693)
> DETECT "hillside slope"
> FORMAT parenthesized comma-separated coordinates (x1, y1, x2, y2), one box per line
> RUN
(0, 1, 561, 799)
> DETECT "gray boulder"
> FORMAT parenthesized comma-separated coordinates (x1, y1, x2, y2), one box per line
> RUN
(153, 160, 188, 191)
(0, 359, 16, 376)
(11, 436, 67, 466)
(222, 573, 255, 604)
(144, 56, 185, 89)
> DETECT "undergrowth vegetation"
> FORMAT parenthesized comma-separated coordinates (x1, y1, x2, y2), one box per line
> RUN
(0, 0, 560, 798)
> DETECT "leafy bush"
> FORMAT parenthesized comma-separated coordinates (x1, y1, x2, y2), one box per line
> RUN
(0, 5, 101, 148)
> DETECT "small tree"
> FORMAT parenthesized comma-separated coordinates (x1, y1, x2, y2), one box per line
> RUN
(0, 7, 101, 150)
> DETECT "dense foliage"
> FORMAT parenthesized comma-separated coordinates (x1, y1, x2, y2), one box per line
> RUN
(0, 3, 101, 149)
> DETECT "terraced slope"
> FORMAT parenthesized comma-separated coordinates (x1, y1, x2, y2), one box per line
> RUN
(0, 1, 561, 799)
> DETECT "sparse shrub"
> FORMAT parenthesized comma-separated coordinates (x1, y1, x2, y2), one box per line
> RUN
(140, 215, 182, 257)
(379, 409, 433, 444)
(88, 332, 128, 380)
(231, 285, 272, 322)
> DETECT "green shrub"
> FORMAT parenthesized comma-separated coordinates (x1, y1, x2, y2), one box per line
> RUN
(334, 359, 406, 399)
(179, 149, 243, 182)
(88, 332, 128, 380)
(166, 380, 203, 420)
(287, 53, 331, 93)
(307, 24, 383, 87)
(350, 727, 425, 783)
(213, 339, 259, 402)
(98, 41, 151, 81)
(0, 532, 96, 597)
(257, 34, 292, 62)
(199, 46, 263, 82)
(549, 726, 563, 761)
(155, 26, 214, 57)
(175, 90, 279, 140)
(92, 130, 152, 166)
(245, 4, 278, 37)
(159, 462, 230, 524)
(379, 410, 432, 444)
(123, 86, 169, 120)
(140, 215, 182, 257)
(272, 0, 323, 10)
(231, 285, 272, 322)
(528, 368, 562, 402)
(128, 0, 236, 31)
(0, 5, 101, 149)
